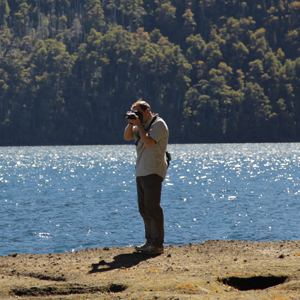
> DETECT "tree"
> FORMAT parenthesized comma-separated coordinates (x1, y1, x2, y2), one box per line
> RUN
(154, 0, 176, 37)
(71, 17, 83, 51)
(204, 41, 223, 69)
(86, 0, 106, 32)
(119, 0, 146, 31)
(285, 29, 300, 59)
(249, 27, 268, 59)
(231, 42, 249, 71)
(240, 81, 272, 141)
(14, 2, 31, 38)
(2, 0, 300, 145)
(0, 0, 10, 27)
(180, 9, 196, 45)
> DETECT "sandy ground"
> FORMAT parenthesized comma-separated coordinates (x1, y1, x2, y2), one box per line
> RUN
(1, 240, 300, 299)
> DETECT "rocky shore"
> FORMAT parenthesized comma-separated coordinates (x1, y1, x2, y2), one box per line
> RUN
(1, 240, 300, 299)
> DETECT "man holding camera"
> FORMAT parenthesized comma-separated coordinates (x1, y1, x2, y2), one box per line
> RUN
(124, 100, 169, 255)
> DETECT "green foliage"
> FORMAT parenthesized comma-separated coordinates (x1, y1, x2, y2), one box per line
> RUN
(1, 0, 300, 145)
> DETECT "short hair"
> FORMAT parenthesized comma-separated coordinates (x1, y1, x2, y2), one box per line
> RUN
(131, 99, 151, 112)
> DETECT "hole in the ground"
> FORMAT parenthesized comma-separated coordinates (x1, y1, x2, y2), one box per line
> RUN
(219, 275, 288, 291)
(12, 283, 127, 296)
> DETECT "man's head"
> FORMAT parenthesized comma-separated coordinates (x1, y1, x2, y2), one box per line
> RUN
(131, 100, 152, 124)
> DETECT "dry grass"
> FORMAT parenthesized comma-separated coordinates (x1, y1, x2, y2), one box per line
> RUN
(177, 283, 198, 294)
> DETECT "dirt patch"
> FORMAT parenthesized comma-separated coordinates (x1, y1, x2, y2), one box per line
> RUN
(1, 240, 300, 299)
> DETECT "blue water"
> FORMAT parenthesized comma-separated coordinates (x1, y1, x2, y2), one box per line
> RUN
(1, 143, 300, 257)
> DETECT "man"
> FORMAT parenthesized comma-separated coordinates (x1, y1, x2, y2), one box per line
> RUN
(124, 100, 169, 255)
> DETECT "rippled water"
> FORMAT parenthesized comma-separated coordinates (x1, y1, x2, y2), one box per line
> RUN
(1, 143, 300, 256)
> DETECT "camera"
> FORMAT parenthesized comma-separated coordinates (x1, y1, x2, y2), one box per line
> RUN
(124, 110, 143, 122)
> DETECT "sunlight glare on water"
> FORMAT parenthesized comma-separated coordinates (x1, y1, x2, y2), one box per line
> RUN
(164, 143, 300, 245)
(1, 143, 300, 256)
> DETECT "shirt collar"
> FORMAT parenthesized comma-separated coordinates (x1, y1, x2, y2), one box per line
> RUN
(143, 116, 153, 128)
(143, 114, 158, 129)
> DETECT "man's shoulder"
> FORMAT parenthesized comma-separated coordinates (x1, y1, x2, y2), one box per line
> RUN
(150, 117, 169, 139)
(154, 116, 168, 128)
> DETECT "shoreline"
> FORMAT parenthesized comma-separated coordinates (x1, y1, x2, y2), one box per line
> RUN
(1, 240, 300, 299)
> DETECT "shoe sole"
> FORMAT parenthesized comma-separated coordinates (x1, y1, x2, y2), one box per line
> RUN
(135, 246, 150, 252)
(141, 250, 164, 255)
(135, 243, 151, 252)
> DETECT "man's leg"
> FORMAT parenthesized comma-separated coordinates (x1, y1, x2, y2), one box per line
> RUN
(136, 176, 152, 244)
(138, 174, 164, 248)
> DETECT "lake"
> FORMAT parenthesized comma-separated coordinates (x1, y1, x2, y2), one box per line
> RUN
(1, 143, 300, 257)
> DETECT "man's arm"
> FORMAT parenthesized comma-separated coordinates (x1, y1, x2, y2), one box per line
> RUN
(124, 123, 134, 140)
(127, 115, 155, 148)
(136, 123, 156, 148)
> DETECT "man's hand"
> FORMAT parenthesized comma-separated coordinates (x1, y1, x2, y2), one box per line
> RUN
(124, 111, 155, 148)
(129, 114, 142, 127)
(124, 113, 138, 141)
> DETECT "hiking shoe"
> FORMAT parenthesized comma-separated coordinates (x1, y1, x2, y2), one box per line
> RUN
(135, 242, 151, 252)
(141, 245, 164, 255)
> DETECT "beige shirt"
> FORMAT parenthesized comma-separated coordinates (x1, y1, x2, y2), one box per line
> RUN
(133, 116, 169, 179)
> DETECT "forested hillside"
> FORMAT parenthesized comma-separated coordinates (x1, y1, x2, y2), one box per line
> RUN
(1, 0, 300, 145)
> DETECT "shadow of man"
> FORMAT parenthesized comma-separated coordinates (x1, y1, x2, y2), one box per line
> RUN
(88, 252, 159, 274)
